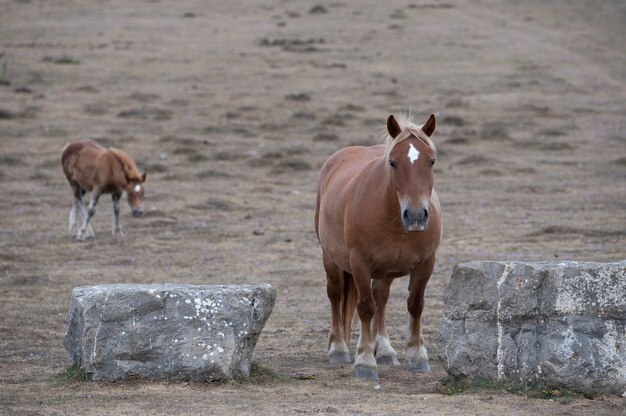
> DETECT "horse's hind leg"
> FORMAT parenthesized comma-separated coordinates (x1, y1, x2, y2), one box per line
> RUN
(373, 278, 400, 366)
(76, 188, 101, 241)
(406, 254, 435, 372)
(351, 256, 379, 380)
(75, 188, 95, 238)
(69, 184, 85, 236)
(324, 252, 351, 364)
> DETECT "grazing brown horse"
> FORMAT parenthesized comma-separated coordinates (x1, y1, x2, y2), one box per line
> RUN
(61, 140, 147, 241)
(315, 113, 442, 380)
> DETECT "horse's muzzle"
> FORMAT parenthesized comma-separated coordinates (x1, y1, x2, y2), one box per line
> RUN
(402, 208, 428, 232)
(132, 208, 144, 217)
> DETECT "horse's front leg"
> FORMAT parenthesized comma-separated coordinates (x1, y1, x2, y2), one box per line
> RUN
(373, 277, 400, 366)
(351, 257, 378, 380)
(111, 192, 124, 236)
(406, 255, 435, 372)
(77, 188, 101, 241)
(69, 187, 80, 236)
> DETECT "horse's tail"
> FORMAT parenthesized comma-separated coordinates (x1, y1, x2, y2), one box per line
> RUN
(342, 272, 358, 344)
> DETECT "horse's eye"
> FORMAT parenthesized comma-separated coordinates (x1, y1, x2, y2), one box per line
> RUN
(389, 160, 398, 169)
(430, 159, 436, 167)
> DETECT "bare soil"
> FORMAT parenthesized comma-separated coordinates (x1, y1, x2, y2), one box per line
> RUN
(1, 0, 625, 415)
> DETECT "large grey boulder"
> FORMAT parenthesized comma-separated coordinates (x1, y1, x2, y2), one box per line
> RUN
(439, 261, 626, 394)
(64, 284, 276, 381)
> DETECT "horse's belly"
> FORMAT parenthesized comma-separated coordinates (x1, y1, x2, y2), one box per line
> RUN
(317, 220, 352, 272)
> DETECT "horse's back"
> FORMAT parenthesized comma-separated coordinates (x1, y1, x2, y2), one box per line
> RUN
(318, 145, 384, 192)
(61, 140, 106, 185)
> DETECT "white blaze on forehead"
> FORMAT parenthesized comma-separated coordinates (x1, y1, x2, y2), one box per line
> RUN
(408, 143, 420, 164)
(134, 184, 142, 193)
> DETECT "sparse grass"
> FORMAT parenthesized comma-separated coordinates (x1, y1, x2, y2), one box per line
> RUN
(187, 153, 210, 162)
(436, 376, 578, 403)
(271, 159, 312, 172)
(312, 132, 339, 142)
(247, 362, 292, 385)
(0, 61, 11, 86)
(0, 154, 25, 166)
(44, 55, 81, 65)
(54, 55, 81, 65)
(308, 5, 328, 14)
(390, 9, 408, 19)
(203, 124, 254, 136)
(196, 169, 230, 179)
(142, 163, 168, 173)
(54, 365, 92, 384)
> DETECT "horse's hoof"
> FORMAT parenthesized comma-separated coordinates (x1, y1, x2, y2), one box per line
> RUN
(376, 355, 400, 366)
(354, 365, 379, 381)
(329, 351, 351, 365)
(406, 361, 431, 373)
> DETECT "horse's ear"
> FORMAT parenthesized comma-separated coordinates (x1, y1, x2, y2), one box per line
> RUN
(142, 172, 147, 182)
(421, 114, 436, 137)
(387, 115, 401, 138)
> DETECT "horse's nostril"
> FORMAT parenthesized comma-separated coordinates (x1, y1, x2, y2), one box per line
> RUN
(423, 209, 429, 221)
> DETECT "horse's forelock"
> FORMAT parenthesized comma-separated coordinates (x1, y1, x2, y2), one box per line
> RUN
(384, 115, 437, 161)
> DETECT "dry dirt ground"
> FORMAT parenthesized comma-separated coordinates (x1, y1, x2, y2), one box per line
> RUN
(1, 0, 625, 415)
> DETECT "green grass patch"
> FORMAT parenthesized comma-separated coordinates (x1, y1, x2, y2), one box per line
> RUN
(437, 375, 578, 403)
(54, 365, 92, 384)
(48, 55, 81, 65)
(436, 376, 510, 395)
(309, 5, 328, 14)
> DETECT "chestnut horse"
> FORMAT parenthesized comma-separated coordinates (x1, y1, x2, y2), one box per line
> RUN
(61, 140, 147, 241)
(315, 114, 442, 380)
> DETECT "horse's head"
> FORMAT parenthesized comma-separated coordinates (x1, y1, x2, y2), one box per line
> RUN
(386, 114, 436, 233)
(126, 172, 147, 217)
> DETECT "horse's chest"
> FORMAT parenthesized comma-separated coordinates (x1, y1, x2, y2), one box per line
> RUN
(371, 241, 424, 274)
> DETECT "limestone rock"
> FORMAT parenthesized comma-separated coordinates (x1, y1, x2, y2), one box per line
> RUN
(64, 284, 276, 381)
(438, 261, 626, 394)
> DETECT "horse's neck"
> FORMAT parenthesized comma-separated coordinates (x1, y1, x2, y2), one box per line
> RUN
(106, 151, 130, 189)
(362, 159, 400, 218)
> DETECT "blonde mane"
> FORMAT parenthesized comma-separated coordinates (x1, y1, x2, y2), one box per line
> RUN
(384, 114, 437, 161)
(108, 147, 143, 182)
